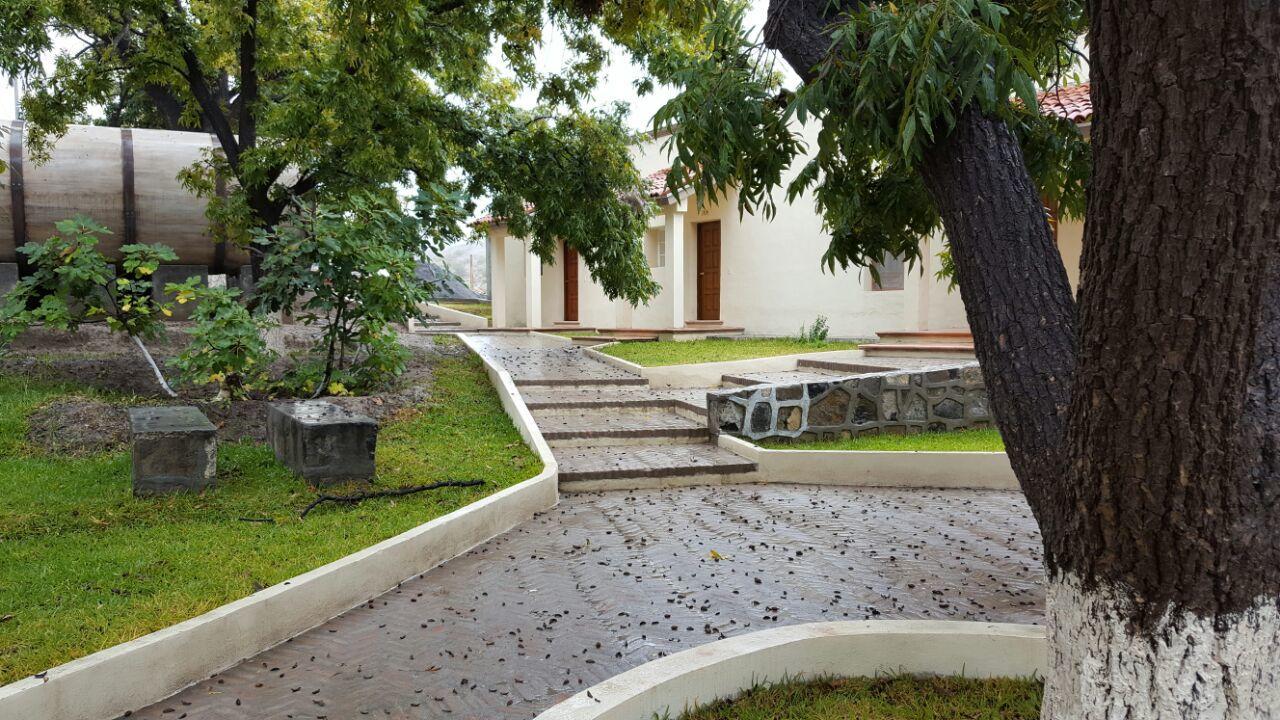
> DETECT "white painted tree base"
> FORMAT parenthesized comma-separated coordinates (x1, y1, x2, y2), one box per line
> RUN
(1042, 574, 1280, 719)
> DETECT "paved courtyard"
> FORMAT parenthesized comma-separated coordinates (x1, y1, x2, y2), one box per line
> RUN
(129, 334, 1043, 719)
(130, 485, 1042, 720)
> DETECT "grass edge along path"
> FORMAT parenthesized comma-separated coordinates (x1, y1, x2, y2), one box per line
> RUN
(438, 300, 492, 320)
(758, 427, 1005, 452)
(599, 338, 861, 367)
(0, 339, 541, 684)
(676, 674, 1043, 719)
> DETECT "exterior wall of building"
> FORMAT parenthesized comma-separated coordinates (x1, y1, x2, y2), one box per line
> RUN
(1058, 216, 1085, 292)
(907, 215, 1086, 332)
(629, 223, 676, 328)
(483, 124, 1083, 336)
(678, 189, 907, 338)
(901, 232, 970, 332)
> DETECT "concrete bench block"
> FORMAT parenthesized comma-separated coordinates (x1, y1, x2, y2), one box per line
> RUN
(267, 401, 378, 485)
(129, 406, 218, 496)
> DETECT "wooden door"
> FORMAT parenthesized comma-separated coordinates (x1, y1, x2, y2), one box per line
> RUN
(696, 222, 721, 321)
(563, 243, 579, 322)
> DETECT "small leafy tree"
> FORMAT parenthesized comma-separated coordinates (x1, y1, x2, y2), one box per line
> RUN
(167, 282, 277, 401)
(0, 216, 181, 397)
(254, 194, 435, 397)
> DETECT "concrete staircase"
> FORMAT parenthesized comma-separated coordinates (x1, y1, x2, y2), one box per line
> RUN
(521, 379, 756, 492)
(858, 330, 976, 359)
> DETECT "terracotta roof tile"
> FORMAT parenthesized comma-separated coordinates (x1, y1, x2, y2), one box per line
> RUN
(1038, 83, 1092, 123)
(472, 202, 534, 228)
(643, 168, 673, 198)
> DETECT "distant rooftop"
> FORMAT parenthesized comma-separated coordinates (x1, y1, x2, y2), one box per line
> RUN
(1038, 83, 1092, 124)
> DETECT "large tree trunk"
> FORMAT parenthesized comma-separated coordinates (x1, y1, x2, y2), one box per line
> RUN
(763, 2, 1078, 530)
(765, 0, 1280, 716)
(1044, 2, 1280, 716)
(916, 110, 1077, 521)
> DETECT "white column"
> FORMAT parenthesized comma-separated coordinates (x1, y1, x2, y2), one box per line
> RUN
(524, 245, 542, 328)
(665, 206, 686, 329)
(489, 235, 508, 327)
(903, 233, 934, 331)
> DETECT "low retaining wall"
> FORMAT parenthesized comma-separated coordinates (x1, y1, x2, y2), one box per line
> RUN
(709, 363, 990, 442)
(536, 620, 1046, 720)
(584, 344, 871, 388)
(718, 435, 1019, 490)
(424, 302, 489, 329)
(0, 341, 558, 720)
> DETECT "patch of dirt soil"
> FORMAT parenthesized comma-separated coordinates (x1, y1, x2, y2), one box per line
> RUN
(6, 324, 463, 450)
(26, 399, 130, 455)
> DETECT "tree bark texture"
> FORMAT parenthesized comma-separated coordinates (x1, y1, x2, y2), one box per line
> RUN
(1045, 1, 1280, 716)
(765, 0, 1280, 716)
(764, 0, 1078, 534)
(916, 110, 1078, 532)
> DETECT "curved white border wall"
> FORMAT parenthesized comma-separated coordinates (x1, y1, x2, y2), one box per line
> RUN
(718, 435, 1019, 490)
(0, 340, 557, 720)
(423, 302, 490, 328)
(537, 620, 1045, 720)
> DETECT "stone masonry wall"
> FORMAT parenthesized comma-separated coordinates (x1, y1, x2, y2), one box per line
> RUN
(707, 363, 991, 443)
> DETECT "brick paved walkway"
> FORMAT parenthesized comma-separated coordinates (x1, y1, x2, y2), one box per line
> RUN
(466, 333, 753, 488)
(127, 333, 1044, 720)
(129, 486, 1043, 720)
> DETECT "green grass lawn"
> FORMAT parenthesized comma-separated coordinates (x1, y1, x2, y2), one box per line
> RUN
(679, 675, 1042, 719)
(0, 340, 541, 684)
(599, 338, 861, 367)
(439, 300, 492, 319)
(759, 427, 1005, 452)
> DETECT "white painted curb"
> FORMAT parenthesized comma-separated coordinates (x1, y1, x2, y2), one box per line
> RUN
(459, 333, 559, 462)
(718, 435, 1019, 490)
(423, 302, 489, 328)
(530, 330, 576, 345)
(583, 345, 872, 388)
(0, 341, 558, 720)
(536, 620, 1045, 720)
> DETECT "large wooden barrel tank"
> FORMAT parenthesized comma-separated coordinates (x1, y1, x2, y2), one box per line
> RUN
(1, 121, 248, 272)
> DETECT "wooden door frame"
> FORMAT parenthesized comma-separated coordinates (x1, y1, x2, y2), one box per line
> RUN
(563, 242, 579, 322)
(696, 221, 721, 321)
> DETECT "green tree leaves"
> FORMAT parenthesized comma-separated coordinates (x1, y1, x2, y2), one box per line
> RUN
(464, 105, 660, 304)
(0, 215, 184, 395)
(166, 282, 277, 400)
(645, 0, 1089, 279)
(2, 0, 665, 298)
(253, 192, 435, 396)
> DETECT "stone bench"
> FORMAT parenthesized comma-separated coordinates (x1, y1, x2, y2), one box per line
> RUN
(267, 401, 378, 485)
(129, 406, 218, 496)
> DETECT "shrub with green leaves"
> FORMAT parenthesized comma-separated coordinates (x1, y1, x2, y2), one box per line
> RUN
(167, 281, 277, 400)
(797, 315, 830, 344)
(253, 193, 434, 396)
(0, 215, 183, 396)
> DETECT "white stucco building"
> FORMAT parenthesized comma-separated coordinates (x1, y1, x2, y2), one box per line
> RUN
(480, 85, 1091, 346)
